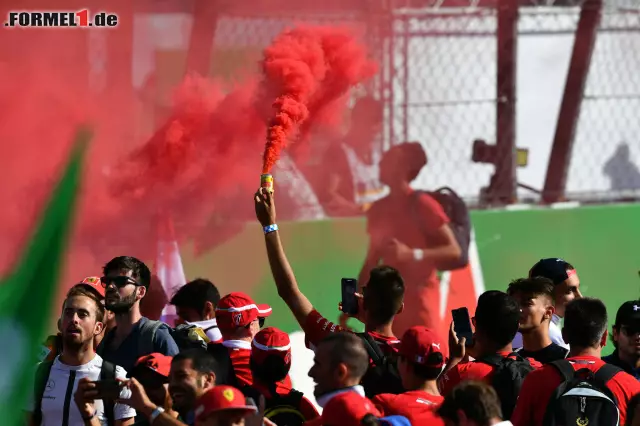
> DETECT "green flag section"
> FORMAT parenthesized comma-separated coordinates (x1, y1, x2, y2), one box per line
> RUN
(0, 128, 89, 422)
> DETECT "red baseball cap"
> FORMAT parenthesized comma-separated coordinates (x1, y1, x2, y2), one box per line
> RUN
(133, 353, 172, 378)
(215, 292, 272, 330)
(398, 326, 445, 368)
(318, 392, 381, 426)
(73, 276, 106, 298)
(251, 327, 291, 365)
(195, 386, 256, 421)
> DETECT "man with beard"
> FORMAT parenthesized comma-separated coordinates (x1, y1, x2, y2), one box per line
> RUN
(603, 300, 640, 379)
(117, 349, 219, 426)
(27, 287, 136, 425)
(98, 256, 179, 374)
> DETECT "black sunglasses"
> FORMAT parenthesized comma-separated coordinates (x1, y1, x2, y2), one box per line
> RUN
(101, 276, 141, 289)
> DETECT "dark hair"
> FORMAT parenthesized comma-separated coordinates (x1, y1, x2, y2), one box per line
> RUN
(103, 256, 151, 289)
(364, 266, 405, 325)
(507, 277, 555, 305)
(380, 143, 427, 183)
(250, 355, 290, 384)
(406, 353, 444, 381)
(563, 298, 608, 348)
(65, 287, 105, 323)
(360, 414, 381, 426)
(319, 332, 369, 380)
(626, 393, 640, 426)
(170, 278, 220, 314)
(172, 349, 220, 381)
(437, 380, 503, 423)
(474, 290, 520, 347)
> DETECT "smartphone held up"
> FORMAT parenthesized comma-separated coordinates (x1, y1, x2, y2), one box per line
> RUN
(451, 307, 474, 346)
(341, 278, 358, 316)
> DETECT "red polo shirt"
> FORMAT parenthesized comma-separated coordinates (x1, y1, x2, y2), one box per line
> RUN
(512, 356, 640, 426)
(223, 340, 292, 390)
(373, 390, 444, 425)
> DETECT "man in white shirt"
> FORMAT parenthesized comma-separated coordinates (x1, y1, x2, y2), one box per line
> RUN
(169, 278, 223, 343)
(512, 258, 582, 350)
(28, 286, 135, 426)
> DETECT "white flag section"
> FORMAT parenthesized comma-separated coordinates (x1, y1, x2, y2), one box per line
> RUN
(155, 215, 187, 326)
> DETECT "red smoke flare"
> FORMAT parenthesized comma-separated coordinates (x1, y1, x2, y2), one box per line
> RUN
(261, 26, 377, 174)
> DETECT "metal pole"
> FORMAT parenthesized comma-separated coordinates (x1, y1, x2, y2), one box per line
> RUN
(542, 0, 603, 203)
(493, 0, 518, 204)
(185, 0, 220, 76)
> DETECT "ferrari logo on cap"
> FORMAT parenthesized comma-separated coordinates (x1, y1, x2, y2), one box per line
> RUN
(233, 313, 242, 326)
(223, 389, 235, 402)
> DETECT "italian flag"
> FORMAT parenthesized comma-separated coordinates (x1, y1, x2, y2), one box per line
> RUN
(0, 128, 89, 423)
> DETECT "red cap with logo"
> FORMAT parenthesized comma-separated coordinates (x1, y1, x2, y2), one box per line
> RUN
(73, 276, 106, 298)
(215, 292, 272, 330)
(317, 392, 381, 426)
(195, 386, 257, 421)
(251, 327, 291, 365)
(133, 353, 172, 378)
(398, 326, 445, 368)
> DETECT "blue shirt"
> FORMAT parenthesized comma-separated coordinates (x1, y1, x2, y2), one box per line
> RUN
(97, 317, 179, 374)
(602, 350, 640, 380)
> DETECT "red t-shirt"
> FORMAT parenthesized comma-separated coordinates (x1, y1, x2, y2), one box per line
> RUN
(373, 390, 445, 425)
(438, 352, 543, 395)
(252, 381, 319, 421)
(366, 191, 449, 285)
(512, 356, 640, 426)
(303, 310, 401, 355)
(224, 340, 293, 390)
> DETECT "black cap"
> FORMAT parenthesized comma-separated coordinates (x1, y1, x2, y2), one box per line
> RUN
(615, 301, 640, 326)
(529, 258, 574, 285)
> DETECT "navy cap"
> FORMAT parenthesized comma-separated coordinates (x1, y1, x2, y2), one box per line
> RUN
(529, 258, 575, 285)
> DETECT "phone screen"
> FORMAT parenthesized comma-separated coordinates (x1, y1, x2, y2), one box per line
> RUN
(93, 380, 121, 400)
(341, 278, 358, 315)
(452, 307, 474, 345)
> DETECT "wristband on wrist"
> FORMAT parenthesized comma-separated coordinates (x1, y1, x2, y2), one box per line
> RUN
(263, 224, 278, 234)
(413, 248, 424, 261)
(150, 406, 165, 423)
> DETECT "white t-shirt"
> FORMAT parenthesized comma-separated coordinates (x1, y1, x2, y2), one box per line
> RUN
(187, 318, 222, 343)
(28, 354, 136, 425)
(512, 314, 569, 350)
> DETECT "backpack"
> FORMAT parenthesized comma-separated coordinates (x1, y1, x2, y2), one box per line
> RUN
(241, 386, 307, 426)
(476, 352, 535, 419)
(414, 187, 471, 270)
(543, 360, 622, 426)
(138, 320, 210, 354)
(33, 359, 116, 426)
(357, 332, 405, 398)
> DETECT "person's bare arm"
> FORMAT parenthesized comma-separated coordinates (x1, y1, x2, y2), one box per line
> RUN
(117, 378, 187, 426)
(115, 418, 135, 426)
(255, 189, 314, 329)
(415, 224, 462, 270)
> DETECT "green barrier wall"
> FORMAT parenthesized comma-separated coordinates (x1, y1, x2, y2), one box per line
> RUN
(182, 203, 640, 356)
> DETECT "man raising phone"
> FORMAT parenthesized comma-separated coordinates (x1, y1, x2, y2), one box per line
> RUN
(27, 287, 135, 426)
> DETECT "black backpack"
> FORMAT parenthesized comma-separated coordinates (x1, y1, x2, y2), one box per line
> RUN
(241, 386, 307, 426)
(357, 332, 405, 398)
(543, 360, 622, 426)
(476, 352, 535, 419)
(414, 187, 471, 270)
(33, 359, 116, 426)
(137, 320, 210, 354)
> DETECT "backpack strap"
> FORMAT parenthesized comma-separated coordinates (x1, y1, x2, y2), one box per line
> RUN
(101, 360, 117, 426)
(475, 353, 507, 367)
(357, 333, 385, 366)
(549, 359, 578, 382)
(33, 360, 54, 426)
(137, 320, 165, 356)
(594, 363, 623, 386)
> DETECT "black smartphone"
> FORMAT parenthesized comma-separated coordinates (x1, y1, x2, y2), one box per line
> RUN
(93, 380, 122, 400)
(341, 278, 358, 315)
(452, 307, 474, 345)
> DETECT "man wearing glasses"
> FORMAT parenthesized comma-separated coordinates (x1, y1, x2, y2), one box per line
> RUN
(98, 256, 179, 374)
(603, 300, 640, 380)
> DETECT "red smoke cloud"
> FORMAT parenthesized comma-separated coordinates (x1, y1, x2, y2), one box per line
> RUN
(0, 23, 377, 287)
(261, 26, 377, 173)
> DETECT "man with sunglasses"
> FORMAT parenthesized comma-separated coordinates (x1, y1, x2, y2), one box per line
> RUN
(603, 300, 640, 379)
(215, 292, 294, 389)
(98, 256, 179, 374)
